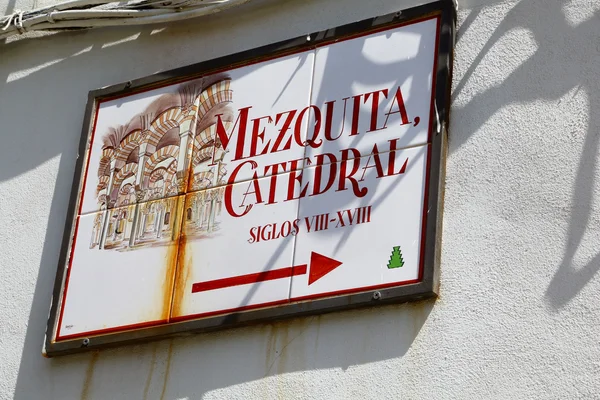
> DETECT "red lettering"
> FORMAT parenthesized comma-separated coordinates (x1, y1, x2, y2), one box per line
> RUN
(249, 115, 273, 157)
(248, 226, 258, 243)
(292, 219, 300, 235)
(272, 109, 297, 153)
(336, 148, 368, 197)
(264, 162, 287, 205)
(383, 87, 410, 128)
(260, 224, 272, 241)
(359, 144, 386, 181)
(323, 100, 345, 141)
(224, 160, 256, 217)
(346, 94, 362, 136)
(310, 153, 337, 196)
(240, 178, 263, 209)
(298, 105, 323, 149)
(285, 158, 309, 201)
(214, 106, 251, 162)
(281, 220, 292, 237)
(363, 89, 388, 132)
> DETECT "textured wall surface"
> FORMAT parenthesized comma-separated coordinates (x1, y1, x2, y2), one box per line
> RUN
(1, 0, 600, 398)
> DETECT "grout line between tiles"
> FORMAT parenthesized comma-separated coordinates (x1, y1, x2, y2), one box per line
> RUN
(286, 49, 317, 302)
(183, 141, 431, 198)
(77, 139, 430, 219)
(77, 193, 184, 217)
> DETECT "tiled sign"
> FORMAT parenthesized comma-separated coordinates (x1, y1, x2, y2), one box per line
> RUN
(45, 1, 455, 356)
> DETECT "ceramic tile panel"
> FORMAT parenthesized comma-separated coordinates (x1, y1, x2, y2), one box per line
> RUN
(79, 80, 200, 215)
(62, 15, 442, 344)
(305, 17, 438, 164)
(171, 171, 302, 320)
(188, 50, 315, 192)
(57, 196, 185, 339)
(289, 144, 429, 300)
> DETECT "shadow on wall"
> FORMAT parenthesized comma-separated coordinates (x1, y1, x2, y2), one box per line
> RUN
(449, 0, 600, 309)
(0, 0, 435, 399)
(38, 302, 432, 400)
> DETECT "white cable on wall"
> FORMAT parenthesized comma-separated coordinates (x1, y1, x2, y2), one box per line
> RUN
(0, 0, 251, 40)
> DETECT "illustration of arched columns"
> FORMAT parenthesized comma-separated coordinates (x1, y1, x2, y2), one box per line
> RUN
(207, 187, 225, 233)
(196, 193, 205, 228)
(116, 178, 136, 207)
(110, 163, 138, 204)
(110, 130, 142, 202)
(191, 143, 216, 191)
(190, 123, 231, 191)
(105, 159, 119, 208)
(189, 78, 233, 191)
(165, 160, 178, 196)
(108, 208, 130, 244)
(145, 108, 184, 191)
(96, 148, 113, 209)
(135, 206, 147, 241)
(133, 142, 152, 203)
(175, 102, 199, 193)
(99, 163, 137, 248)
(153, 202, 164, 239)
(149, 167, 168, 199)
(133, 115, 155, 203)
(184, 191, 207, 234)
(98, 159, 119, 249)
(89, 213, 104, 249)
(136, 203, 154, 241)
(143, 145, 179, 199)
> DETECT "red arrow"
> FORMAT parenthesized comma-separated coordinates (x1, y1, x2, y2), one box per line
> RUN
(308, 252, 343, 285)
(191, 252, 342, 293)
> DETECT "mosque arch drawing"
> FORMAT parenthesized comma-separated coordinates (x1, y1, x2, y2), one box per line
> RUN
(89, 73, 232, 251)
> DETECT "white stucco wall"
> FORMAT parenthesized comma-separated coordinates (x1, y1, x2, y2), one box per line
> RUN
(1, 0, 600, 398)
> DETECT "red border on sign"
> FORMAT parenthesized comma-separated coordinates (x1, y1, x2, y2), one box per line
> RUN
(57, 319, 169, 342)
(55, 13, 441, 342)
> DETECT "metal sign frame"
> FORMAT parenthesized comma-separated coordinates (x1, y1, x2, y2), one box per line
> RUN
(44, 0, 455, 356)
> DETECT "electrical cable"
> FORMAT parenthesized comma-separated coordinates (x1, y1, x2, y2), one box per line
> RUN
(0, 0, 251, 39)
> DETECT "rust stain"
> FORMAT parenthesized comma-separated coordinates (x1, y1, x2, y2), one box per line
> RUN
(264, 324, 278, 374)
(313, 315, 322, 357)
(163, 141, 198, 319)
(80, 351, 100, 400)
(184, 168, 193, 194)
(264, 320, 295, 376)
(184, 143, 195, 194)
(162, 239, 179, 322)
(171, 231, 191, 318)
(159, 340, 175, 400)
(142, 343, 159, 400)
(163, 196, 190, 321)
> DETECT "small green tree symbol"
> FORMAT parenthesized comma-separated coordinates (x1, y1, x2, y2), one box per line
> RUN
(387, 246, 405, 269)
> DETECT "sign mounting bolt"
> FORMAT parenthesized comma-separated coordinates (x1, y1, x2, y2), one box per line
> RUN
(372, 291, 381, 300)
(82, 338, 90, 347)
